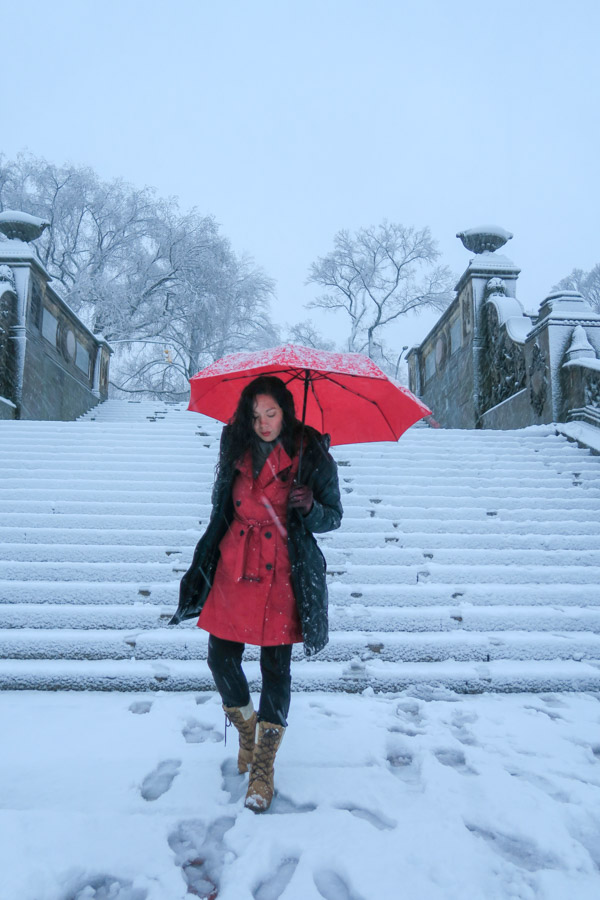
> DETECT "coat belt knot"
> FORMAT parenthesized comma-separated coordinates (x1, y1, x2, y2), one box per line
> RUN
(232, 513, 271, 582)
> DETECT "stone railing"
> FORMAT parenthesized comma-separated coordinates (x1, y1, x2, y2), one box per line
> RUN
(407, 226, 600, 435)
(560, 333, 600, 428)
(0, 210, 112, 421)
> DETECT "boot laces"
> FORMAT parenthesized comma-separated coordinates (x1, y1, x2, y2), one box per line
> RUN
(224, 710, 255, 752)
(250, 728, 281, 785)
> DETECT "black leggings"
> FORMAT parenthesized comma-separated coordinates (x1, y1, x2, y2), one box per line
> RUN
(207, 634, 293, 727)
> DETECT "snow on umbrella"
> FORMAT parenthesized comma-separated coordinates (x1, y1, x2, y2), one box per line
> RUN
(188, 344, 432, 475)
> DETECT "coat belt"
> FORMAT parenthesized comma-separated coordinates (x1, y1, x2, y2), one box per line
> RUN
(232, 513, 271, 582)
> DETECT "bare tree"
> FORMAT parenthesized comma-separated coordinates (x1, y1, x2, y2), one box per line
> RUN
(307, 221, 454, 362)
(554, 265, 600, 313)
(0, 152, 278, 397)
(283, 319, 335, 351)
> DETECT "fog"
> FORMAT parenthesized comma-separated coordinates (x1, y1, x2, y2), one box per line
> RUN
(2, 0, 598, 354)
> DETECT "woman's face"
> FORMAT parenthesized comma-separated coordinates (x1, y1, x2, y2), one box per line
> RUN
(252, 393, 283, 442)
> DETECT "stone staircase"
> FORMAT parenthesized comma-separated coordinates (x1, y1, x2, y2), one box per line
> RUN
(1, 399, 600, 693)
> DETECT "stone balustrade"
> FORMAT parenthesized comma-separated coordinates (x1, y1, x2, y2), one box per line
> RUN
(407, 227, 600, 435)
(0, 211, 111, 421)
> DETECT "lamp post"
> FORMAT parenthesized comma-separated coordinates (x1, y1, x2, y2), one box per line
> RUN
(394, 345, 409, 380)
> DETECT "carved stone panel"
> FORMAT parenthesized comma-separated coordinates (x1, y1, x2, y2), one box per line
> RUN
(480, 300, 527, 414)
(0, 286, 17, 401)
(435, 335, 447, 370)
(528, 341, 549, 416)
(461, 282, 473, 338)
(584, 370, 600, 409)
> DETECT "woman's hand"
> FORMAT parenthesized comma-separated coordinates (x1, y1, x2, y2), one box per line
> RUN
(289, 483, 314, 515)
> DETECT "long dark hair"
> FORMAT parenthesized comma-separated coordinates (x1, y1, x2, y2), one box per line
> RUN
(224, 376, 301, 469)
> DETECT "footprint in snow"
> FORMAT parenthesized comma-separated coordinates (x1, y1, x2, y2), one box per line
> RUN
(389, 722, 423, 738)
(524, 704, 564, 721)
(407, 684, 461, 703)
(539, 693, 568, 709)
(220, 757, 247, 803)
(337, 804, 396, 831)
(450, 710, 478, 746)
(140, 759, 181, 801)
(253, 858, 299, 899)
(168, 816, 235, 899)
(313, 869, 366, 900)
(269, 793, 317, 814)
(308, 701, 339, 718)
(386, 747, 422, 790)
(394, 698, 424, 725)
(433, 748, 478, 776)
(387, 748, 414, 768)
(507, 768, 571, 804)
(464, 822, 562, 872)
(63, 874, 147, 899)
(182, 718, 223, 744)
(129, 700, 153, 715)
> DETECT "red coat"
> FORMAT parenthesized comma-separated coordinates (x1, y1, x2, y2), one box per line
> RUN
(197, 441, 303, 646)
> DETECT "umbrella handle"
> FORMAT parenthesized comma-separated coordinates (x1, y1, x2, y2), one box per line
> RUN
(297, 369, 309, 482)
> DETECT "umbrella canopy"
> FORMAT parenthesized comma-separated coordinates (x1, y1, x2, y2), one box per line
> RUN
(188, 344, 431, 446)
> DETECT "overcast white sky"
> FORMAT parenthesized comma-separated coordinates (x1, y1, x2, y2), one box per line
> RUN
(2, 0, 599, 354)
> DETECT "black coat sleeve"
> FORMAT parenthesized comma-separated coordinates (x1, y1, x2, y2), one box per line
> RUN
(168, 425, 232, 625)
(301, 452, 343, 534)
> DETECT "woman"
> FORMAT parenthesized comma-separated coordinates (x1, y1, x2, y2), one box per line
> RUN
(169, 375, 343, 811)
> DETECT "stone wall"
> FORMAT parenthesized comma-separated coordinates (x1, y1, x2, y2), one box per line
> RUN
(20, 269, 110, 421)
(407, 244, 521, 429)
(0, 228, 111, 421)
(411, 293, 476, 428)
(0, 274, 18, 418)
(0, 395, 16, 420)
(408, 230, 600, 433)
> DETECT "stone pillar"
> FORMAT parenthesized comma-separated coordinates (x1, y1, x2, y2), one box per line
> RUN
(455, 227, 521, 425)
(91, 340, 102, 399)
(0, 211, 50, 418)
(525, 291, 600, 422)
(0, 210, 113, 419)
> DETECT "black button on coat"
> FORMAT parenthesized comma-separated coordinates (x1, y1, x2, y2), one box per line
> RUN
(169, 424, 344, 657)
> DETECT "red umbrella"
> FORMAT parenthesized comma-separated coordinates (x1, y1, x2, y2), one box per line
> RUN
(188, 345, 431, 475)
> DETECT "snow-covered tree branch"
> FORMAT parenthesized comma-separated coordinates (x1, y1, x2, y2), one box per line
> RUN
(0, 152, 278, 397)
(306, 221, 455, 365)
(554, 264, 600, 313)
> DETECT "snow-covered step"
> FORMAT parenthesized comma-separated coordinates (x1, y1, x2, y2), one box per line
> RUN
(3, 470, 595, 487)
(328, 582, 600, 608)
(0, 526, 203, 545)
(0, 561, 185, 583)
(3, 581, 600, 614)
(4, 543, 600, 569)
(1, 604, 599, 637)
(2, 529, 600, 553)
(324, 547, 600, 568)
(322, 532, 600, 551)
(2, 501, 599, 525)
(327, 605, 600, 633)
(2, 559, 599, 586)
(1, 544, 190, 564)
(1, 399, 599, 693)
(5, 483, 599, 501)
(2, 518, 599, 543)
(328, 563, 600, 586)
(2, 628, 600, 664)
(0, 658, 599, 693)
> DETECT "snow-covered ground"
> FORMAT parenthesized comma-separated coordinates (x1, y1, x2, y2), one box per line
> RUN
(2, 687, 600, 900)
(2, 403, 600, 898)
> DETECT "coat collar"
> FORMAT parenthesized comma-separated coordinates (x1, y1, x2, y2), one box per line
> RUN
(235, 440, 295, 486)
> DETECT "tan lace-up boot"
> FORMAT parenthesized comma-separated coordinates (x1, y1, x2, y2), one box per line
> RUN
(223, 701, 257, 774)
(244, 720, 286, 812)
